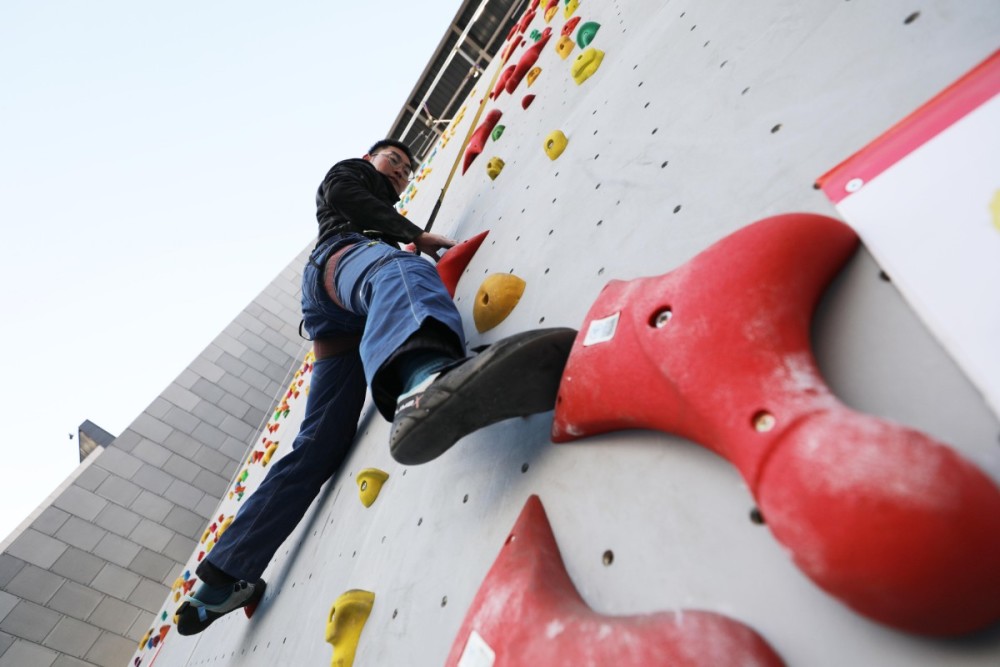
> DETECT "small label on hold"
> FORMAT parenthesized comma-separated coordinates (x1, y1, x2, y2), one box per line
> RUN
(457, 630, 495, 667)
(583, 312, 620, 346)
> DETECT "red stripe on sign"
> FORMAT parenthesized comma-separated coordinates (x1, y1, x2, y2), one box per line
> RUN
(816, 48, 1000, 204)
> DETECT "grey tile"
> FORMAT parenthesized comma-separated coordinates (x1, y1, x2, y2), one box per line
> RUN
(189, 356, 225, 383)
(130, 490, 173, 524)
(0, 639, 58, 667)
(240, 366, 272, 391)
(215, 351, 248, 376)
(200, 343, 224, 363)
(93, 503, 142, 538)
(257, 309, 286, 332)
(192, 443, 231, 475)
(92, 447, 143, 480)
(129, 414, 173, 444)
(0, 632, 13, 658)
(53, 487, 107, 522)
(193, 399, 230, 427)
(162, 454, 200, 483)
(260, 344, 293, 368)
(0, 600, 61, 642)
(0, 592, 17, 624)
(162, 506, 206, 541)
(219, 436, 250, 463)
(31, 507, 71, 536)
(175, 368, 199, 390)
(87, 597, 141, 635)
(52, 654, 100, 667)
(217, 393, 251, 420)
(215, 333, 249, 359)
(237, 314, 266, 337)
(190, 378, 225, 403)
(217, 372, 252, 400)
(193, 468, 228, 498)
(4, 565, 65, 606)
(126, 610, 154, 642)
(162, 533, 197, 564)
(72, 465, 110, 494)
(145, 397, 172, 420)
(6, 529, 68, 569)
(163, 480, 205, 513)
(94, 475, 142, 507)
(0, 556, 26, 589)
(162, 430, 201, 459)
(108, 429, 141, 452)
(239, 348, 271, 374)
(42, 617, 101, 659)
(131, 439, 171, 467)
(85, 630, 136, 666)
(219, 415, 253, 441)
(50, 548, 105, 586)
(192, 421, 227, 448)
(126, 579, 169, 615)
(89, 564, 140, 600)
(161, 406, 201, 436)
(128, 520, 174, 553)
(242, 386, 277, 413)
(127, 550, 175, 583)
(92, 533, 142, 569)
(47, 582, 103, 622)
(130, 465, 173, 495)
(194, 494, 220, 519)
(54, 517, 106, 552)
(161, 383, 200, 412)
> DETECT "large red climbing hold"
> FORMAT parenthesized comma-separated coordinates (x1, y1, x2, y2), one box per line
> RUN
(436, 230, 489, 297)
(552, 213, 1000, 636)
(444, 495, 785, 667)
(505, 28, 553, 94)
(492, 65, 516, 99)
(462, 109, 503, 175)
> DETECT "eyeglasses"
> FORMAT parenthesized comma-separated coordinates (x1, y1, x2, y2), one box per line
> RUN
(375, 151, 415, 179)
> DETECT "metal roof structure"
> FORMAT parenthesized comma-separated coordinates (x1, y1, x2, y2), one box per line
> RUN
(387, 0, 526, 160)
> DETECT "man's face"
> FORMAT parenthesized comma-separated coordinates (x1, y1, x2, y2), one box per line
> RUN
(364, 146, 414, 196)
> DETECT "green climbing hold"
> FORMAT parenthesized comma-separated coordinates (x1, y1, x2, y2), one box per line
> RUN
(577, 21, 601, 48)
(492, 125, 506, 141)
(530, 29, 542, 42)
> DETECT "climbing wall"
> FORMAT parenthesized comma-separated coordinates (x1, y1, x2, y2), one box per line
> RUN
(138, 1, 1000, 665)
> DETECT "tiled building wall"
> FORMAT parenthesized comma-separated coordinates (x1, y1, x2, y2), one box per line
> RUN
(0, 244, 313, 667)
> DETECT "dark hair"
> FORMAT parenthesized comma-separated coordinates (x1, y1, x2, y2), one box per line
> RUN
(368, 139, 416, 168)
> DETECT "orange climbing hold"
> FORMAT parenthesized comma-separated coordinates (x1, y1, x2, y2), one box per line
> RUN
(436, 231, 490, 297)
(473, 274, 526, 333)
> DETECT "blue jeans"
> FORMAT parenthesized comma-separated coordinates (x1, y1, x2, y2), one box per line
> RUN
(202, 234, 464, 581)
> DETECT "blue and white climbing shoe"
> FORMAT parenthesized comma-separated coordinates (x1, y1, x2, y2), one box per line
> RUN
(175, 578, 266, 636)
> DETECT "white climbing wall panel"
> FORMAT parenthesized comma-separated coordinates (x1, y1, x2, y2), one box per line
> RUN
(137, 1, 1000, 665)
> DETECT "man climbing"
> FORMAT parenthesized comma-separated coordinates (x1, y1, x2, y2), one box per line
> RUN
(175, 139, 574, 634)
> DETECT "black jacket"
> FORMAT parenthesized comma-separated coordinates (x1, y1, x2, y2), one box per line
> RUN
(315, 158, 423, 248)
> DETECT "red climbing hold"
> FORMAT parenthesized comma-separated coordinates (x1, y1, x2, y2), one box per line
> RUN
(492, 65, 516, 99)
(552, 213, 1000, 636)
(561, 16, 581, 37)
(444, 495, 786, 667)
(437, 231, 490, 297)
(462, 109, 503, 175)
(521, 94, 535, 109)
(505, 28, 552, 94)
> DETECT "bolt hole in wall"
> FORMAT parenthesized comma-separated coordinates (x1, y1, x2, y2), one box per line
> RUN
(904, 11, 920, 24)
(521, 462, 529, 473)
(602, 550, 615, 566)
(750, 507, 766, 525)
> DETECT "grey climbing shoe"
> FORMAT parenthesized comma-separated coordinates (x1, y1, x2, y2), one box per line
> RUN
(175, 578, 266, 636)
(390, 328, 577, 465)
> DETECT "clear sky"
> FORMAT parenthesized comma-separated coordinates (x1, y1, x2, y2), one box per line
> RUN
(0, 0, 464, 540)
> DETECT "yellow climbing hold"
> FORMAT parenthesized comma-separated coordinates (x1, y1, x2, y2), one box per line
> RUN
(544, 130, 568, 160)
(262, 442, 279, 466)
(571, 47, 605, 85)
(217, 515, 234, 539)
(487, 157, 505, 181)
(990, 189, 1000, 232)
(527, 66, 541, 87)
(473, 274, 527, 333)
(564, 0, 580, 19)
(356, 468, 389, 508)
(325, 589, 375, 667)
(555, 35, 575, 60)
